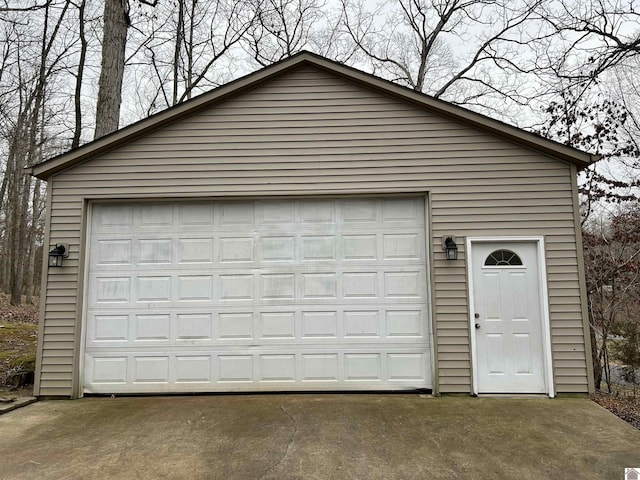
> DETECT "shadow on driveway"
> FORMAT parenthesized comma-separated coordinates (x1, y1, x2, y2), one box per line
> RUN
(1, 394, 638, 479)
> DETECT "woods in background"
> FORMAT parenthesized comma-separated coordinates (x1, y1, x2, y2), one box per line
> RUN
(0, 0, 638, 390)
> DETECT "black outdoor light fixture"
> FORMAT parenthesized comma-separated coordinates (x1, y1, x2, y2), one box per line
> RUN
(48, 244, 69, 268)
(442, 236, 458, 261)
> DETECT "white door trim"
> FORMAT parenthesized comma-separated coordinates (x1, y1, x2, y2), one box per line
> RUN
(77, 200, 94, 399)
(466, 236, 554, 398)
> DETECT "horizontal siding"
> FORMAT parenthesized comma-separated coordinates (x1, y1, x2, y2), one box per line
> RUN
(60, 164, 572, 179)
(63, 160, 564, 175)
(41, 354, 75, 365)
(37, 388, 73, 397)
(39, 64, 589, 396)
(40, 371, 73, 381)
(44, 304, 79, 313)
(49, 176, 575, 191)
(41, 247, 78, 398)
(43, 326, 76, 335)
(89, 147, 552, 162)
(39, 360, 73, 370)
(51, 180, 574, 196)
(49, 184, 575, 199)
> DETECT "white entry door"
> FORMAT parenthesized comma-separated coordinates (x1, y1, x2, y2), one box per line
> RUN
(471, 241, 547, 394)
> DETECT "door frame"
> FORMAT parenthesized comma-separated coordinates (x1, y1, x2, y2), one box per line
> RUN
(78, 195, 435, 395)
(466, 236, 555, 398)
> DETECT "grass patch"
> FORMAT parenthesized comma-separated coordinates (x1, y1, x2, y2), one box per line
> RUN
(0, 322, 38, 349)
(0, 322, 38, 380)
(0, 294, 39, 394)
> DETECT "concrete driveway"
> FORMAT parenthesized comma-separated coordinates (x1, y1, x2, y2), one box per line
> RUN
(0, 395, 638, 480)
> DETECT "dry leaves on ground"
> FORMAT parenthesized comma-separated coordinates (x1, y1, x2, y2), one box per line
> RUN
(0, 294, 39, 325)
(592, 389, 640, 430)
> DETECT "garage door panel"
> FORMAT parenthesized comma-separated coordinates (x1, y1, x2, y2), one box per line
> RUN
(84, 198, 431, 393)
(137, 276, 172, 302)
(218, 355, 253, 382)
(259, 311, 296, 338)
(339, 199, 373, 222)
(177, 275, 213, 301)
(177, 313, 214, 339)
(176, 356, 211, 383)
(300, 200, 336, 223)
(90, 234, 427, 269)
(179, 238, 215, 263)
(89, 356, 128, 384)
(89, 268, 426, 302)
(84, 349, 430, 393)
(133, 356, 170, 383)
(93, 239, 132, 266)
(88, 279, 422, 310)
(91, 198, 426, 230)
(90, 314, 129, 342)
(92, 204, 133, 231)
(138, 239, 172, 264)
(92, 277, 131, 304)
(85, 307, 428, 347)
(178, 202, 214, 226)
(135, 314, 171, 341)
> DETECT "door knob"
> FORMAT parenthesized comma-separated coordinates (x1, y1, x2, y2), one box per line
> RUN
(475, 323, 480, 329)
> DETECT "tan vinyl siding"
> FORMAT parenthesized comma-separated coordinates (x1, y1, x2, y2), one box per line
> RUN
(38, 65, 589, 396)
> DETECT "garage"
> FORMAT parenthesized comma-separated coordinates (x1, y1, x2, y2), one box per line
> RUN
(83, 196, 432, 393)
(29, 52, 594, 397)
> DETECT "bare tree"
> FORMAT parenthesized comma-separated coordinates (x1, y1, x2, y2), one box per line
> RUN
(135, 0, 256, 110)
(0, 1, 49, 13)
(0, 0, 70, 304)
(583, 208, 640, 391)
(94, 0, 130, 139)
(533, 82, 640, 223)
(245, 0, 325, 66)
(539, 0, 640, 86)
(338, 0, 547, 118)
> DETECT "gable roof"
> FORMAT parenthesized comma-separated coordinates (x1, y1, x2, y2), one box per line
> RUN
(27, 51, 598, 179)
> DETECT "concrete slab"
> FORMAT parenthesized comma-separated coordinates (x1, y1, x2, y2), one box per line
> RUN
(0, 397, 37, 415)
(0, 395, 638, 479)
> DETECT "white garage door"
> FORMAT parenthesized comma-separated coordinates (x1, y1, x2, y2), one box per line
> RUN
(83, 197, 432, 394)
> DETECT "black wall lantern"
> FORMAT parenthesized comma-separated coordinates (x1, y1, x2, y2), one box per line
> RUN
(442, 236, 458, 261)
(48, 244, 69, 267)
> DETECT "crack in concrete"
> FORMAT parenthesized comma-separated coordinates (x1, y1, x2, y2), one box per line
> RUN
(258, 404, 298, 480)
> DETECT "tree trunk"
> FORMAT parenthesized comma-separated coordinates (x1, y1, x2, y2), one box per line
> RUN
(590, 325, 602, 389)
(72, 0, 87, 148)
(94, 0, 129, 139)
(9, 160, 27, 305)
(172, 0, 184, 106)
(24, 179, 43, 304)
